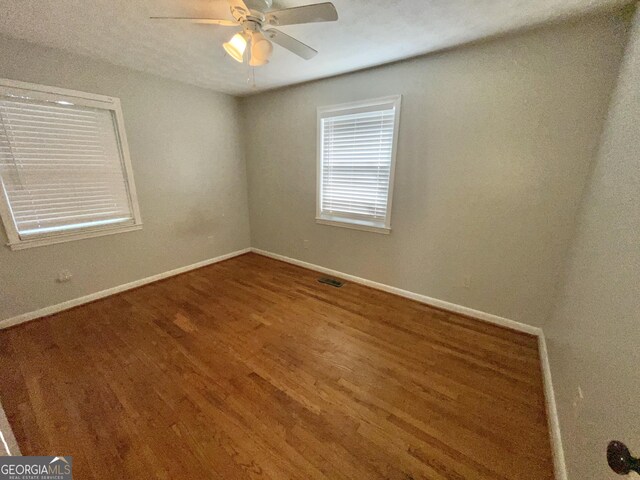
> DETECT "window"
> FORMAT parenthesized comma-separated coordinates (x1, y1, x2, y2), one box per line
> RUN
(0, 79, 141, 250)
(316, 95, 401, 234)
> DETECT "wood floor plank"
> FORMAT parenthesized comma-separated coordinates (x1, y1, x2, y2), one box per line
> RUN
(0, 253, 554, 479)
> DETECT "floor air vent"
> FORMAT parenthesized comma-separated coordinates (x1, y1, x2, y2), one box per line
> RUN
(318, 277, 344, 288)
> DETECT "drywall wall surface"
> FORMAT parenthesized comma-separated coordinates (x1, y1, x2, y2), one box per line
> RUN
(544, 7, 640, 478)
(0, 35, 251, 321)
(241, 14, 628, 326)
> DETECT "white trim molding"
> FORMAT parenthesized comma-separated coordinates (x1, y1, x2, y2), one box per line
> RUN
(316, 95, 402, 233)
(0, 78, 143, 250)
(0, 247, 251, 330)
(315, 217, 391, 234)
(251, 248, 541, 336)
(250, 247, 567, 479)
(7, 224, 143, 251)
(539, 334, 568, 480)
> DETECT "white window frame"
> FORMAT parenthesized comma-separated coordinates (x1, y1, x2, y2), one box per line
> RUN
(316, 95, 401, 234)
(0, 78, 142, 250)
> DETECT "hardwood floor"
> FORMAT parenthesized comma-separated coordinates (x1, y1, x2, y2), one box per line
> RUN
(0, 253, 554, 479)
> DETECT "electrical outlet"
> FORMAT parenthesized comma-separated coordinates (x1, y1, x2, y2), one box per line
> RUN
(303, 239, 310, 250)
(463, 275, 472, 289)
(57, 270, 73, 283)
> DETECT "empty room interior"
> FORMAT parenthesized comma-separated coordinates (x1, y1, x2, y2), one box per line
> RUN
(0, 0, 639, 478)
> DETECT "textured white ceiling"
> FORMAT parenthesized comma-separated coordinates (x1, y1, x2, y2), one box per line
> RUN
(0, 0, 629, 95)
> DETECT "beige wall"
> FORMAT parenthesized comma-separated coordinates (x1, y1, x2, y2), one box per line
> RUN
(0, 35, 251, 321)
(240, 15, 628, 327)
(544, 7, 640, 478)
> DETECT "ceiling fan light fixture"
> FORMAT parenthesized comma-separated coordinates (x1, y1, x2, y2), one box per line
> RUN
(249, 55, 269, 67)
(154, 0, 338, 67)
(223, 32, 249, 63)
(249, 32, 273, 66)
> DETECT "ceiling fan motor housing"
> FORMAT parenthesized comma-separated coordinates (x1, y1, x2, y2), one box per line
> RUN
(231, 0, 272, 26)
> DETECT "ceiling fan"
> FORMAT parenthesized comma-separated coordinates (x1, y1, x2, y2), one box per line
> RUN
(151, 0, 338, 66)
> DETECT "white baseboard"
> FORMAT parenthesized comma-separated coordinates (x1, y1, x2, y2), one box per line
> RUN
(251, 248, 542, 336)
(250, 247, 567, 479)
(539, 334, 568, 480)
(0, 247, 251, 330)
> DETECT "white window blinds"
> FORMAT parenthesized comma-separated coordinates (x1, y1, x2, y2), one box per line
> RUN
(317, 96, 401, 232)
(0, 80, 141, 249)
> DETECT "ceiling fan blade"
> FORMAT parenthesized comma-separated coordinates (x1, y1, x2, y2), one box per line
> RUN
(266, 2, 338, 26)
(150, 17, 239, 26)
(227, 0, 252, 15)
(266, 29, 318, 60)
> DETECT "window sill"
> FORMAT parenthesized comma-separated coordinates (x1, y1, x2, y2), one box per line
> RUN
(315, 217, 391, 235)
(7, 223, 143, 251)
